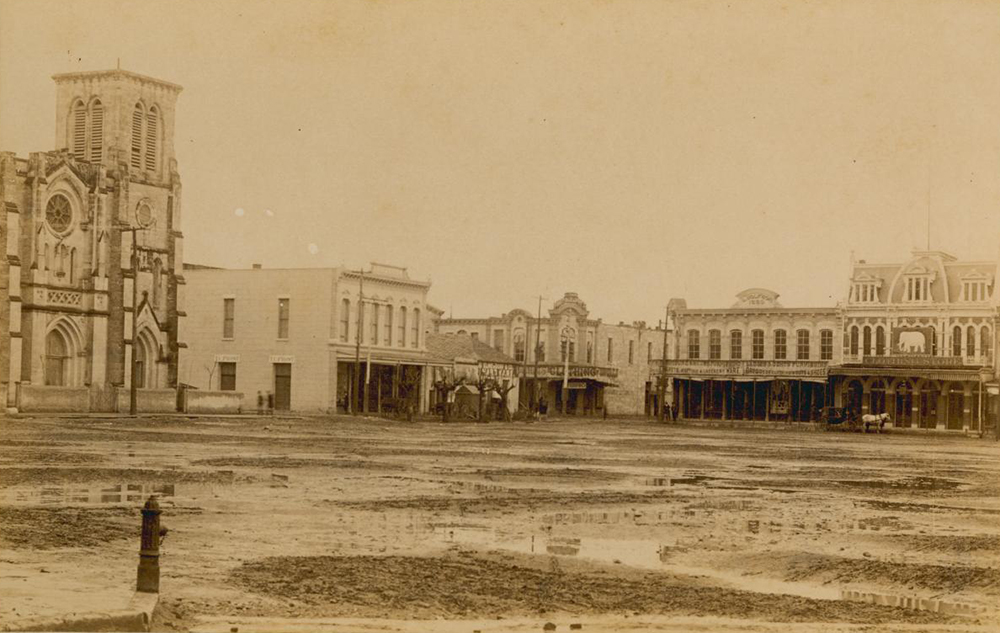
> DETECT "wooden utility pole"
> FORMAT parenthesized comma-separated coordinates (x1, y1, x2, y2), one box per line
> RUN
(660, 304, 670, 421)
(532, 295, 545, 417)
(352, 268, 365, 414)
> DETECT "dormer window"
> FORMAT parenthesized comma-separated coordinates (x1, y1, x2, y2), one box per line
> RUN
(902, 267, 935, 303)
(850, 273, 882, 304)
(960, 272, 992, 302)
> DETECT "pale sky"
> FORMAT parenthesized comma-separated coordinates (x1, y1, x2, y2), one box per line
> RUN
(2, 0, 998, 324)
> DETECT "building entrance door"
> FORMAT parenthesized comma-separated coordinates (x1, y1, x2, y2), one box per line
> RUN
(274, 363, 292, 410)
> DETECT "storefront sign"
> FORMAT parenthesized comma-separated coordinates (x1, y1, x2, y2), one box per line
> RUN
(478, 362, 518, 380)
(891, 326, 935, 355)
(535, 364, 619, 380)
(269, 355, 295, 364)
(862, 355, 964, 368)
(214, 354, 240, 363)
(566, 381, 587, 390)
(666, 360, 828, 378)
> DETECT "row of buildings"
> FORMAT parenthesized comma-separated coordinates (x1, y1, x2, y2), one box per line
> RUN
(2, 69, 998, 433)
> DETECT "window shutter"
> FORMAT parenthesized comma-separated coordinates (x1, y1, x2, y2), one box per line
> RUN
(73, 103, 86, 160)
(131, 106, 143, 169)
(145, 108, 158, 171)
(89, 101, 103, 162)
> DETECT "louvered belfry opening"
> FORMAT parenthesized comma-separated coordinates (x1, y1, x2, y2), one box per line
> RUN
(145, 106, 158, 171)
(72, 101, 87, 160)
(89, 100, 103, 162)
(131, 104, 144, 169)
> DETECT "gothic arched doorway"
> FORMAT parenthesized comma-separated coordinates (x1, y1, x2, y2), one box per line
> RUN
(45, 330, 69, 386)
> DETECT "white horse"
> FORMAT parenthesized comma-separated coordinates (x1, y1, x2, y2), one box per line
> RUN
(861, 412, 891, 433)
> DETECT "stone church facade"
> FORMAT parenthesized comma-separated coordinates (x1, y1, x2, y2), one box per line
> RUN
(0, 69, 185, 411)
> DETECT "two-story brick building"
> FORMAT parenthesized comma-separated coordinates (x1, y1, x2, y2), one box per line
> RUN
(182, 263, 442, 413)
(665, 289, 841, 422)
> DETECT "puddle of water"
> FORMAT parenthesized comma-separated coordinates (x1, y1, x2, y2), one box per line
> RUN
(0, 483, 176, 507)
(644, 475, 713, 487)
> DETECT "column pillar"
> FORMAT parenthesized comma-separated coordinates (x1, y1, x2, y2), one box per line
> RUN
(936, 390, 947, 430)
(962, 385, 973, 432)
(861, 382, 871, 415)
(765, 381, 770, 421)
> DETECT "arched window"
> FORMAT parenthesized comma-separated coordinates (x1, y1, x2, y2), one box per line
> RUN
(751, 329, 764, 359)
(820, 329, 833, 360)
(69, 248, 76, 285)
(966, 326, 976, 357)
(863, 326, 872, 356)
(131, 103, 144, 169)
(45, 330, 69, 386)
(340, 299, 350, 342)
(514, 330, 526, 363)
(875, 326, 885, 356)
(729, 330, 742, 360)
(709, 329, 722, 359)
(850, 326, 859, 356)
(384, 305, 393, 346)
(411, 308, 420, 348)
(145, 106, 159, 171)
(687, 329, 700, 359)
(89, 100, 103, 162)
(796, 329, 810, 360)
(952, 325, 962, 356)
(981, 326, 991, 360)
(44, 243, 50, 271)
(398, 307, 407, 347)
(774, 329, 787, 359)
(371, 304, 380, 345)
(72, 100, 87, 160)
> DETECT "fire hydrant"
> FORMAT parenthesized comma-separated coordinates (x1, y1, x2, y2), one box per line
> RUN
(136, 495, 162, 593)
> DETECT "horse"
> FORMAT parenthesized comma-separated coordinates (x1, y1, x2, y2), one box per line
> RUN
(861, 412, 891, 433)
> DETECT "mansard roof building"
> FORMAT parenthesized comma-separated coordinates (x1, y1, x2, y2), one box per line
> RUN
(834, 249, 998, 431)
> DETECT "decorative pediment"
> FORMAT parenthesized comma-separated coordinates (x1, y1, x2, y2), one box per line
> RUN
(731, 288, 782, 309)
(904, 264, 936, 280)
(852, 271, 883, 286)
(960, 270, 993, 282)
(550, 292, 589, 318)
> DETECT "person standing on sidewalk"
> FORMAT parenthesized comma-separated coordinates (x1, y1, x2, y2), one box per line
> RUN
(256, 391, 264, 416)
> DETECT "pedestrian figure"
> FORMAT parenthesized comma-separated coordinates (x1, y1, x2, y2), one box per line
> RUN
(267, 391, 274, 415)
(256, 391, 264, 416)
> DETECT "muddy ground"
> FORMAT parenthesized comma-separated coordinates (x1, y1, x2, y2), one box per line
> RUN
(1, 415, 998, 632)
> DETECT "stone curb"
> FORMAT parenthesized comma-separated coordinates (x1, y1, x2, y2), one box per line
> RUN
(2, 592, 159, 633)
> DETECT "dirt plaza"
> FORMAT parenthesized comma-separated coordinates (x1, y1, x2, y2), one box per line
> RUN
(1, 415, 998, 632)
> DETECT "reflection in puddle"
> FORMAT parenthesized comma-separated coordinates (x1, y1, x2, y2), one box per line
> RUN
(2, 483, 176, 506)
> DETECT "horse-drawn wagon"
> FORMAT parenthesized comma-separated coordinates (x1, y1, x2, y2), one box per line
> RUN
(823, 407, 890, 433)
